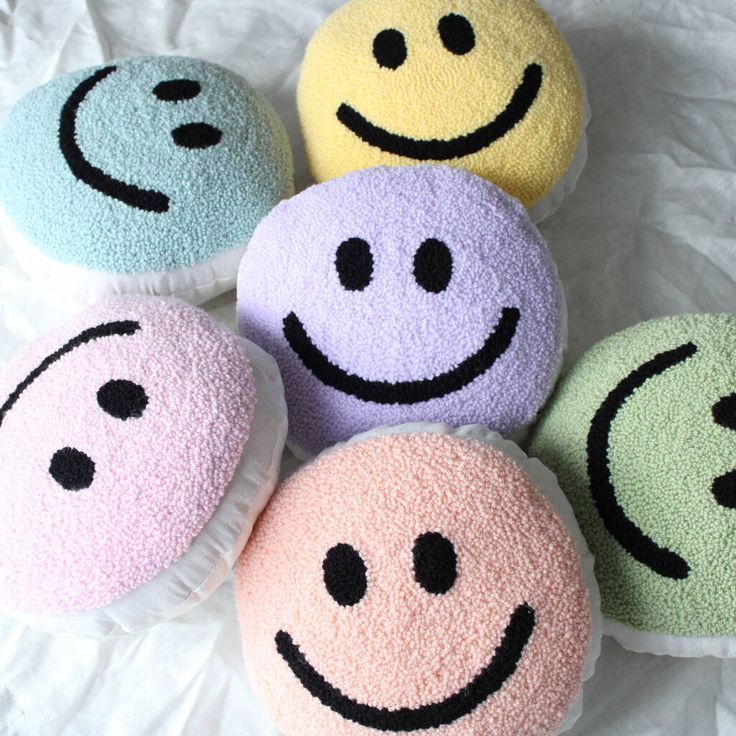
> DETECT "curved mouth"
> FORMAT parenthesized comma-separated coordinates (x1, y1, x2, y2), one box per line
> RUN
(587, 342, 698, 580)
(275, 603, 535, 732)
(0, 320, 141, 428)
(59, 66, 171, 213)
(282, 307, 520, 405)
(336, 63, 543, 161)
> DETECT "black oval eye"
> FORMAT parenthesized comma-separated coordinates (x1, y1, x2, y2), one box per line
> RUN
(335, 238, 374, 291)
(713, 471, 736, 509)
(153, 79, 201, 102)
(171, 122, 223, 149)
(438, 14, 475, 55)
(97, 380, 148, 420)
(713, 393, 736, 430)
(413, 532, 457, 595)
(49, 447, 95, 491)
(323, 543, 367, 606)
(413, 238, 453, 293)
(373, 29, 407, 69)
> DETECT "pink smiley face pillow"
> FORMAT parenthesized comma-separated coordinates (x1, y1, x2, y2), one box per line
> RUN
(0, 296, 286, 637)
(236, 425, 600, 736)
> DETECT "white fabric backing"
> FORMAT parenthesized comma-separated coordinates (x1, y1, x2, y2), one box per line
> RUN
(0, 206, 249, 308)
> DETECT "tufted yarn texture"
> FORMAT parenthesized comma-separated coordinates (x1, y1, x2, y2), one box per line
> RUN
(236, 428, 593, 736)
(237, 165, 565, 455)
(0, 56, 293, 287)
(298, 0, 584, 211)
(0, 296, 255, 616)
(529, 314, 736, 651)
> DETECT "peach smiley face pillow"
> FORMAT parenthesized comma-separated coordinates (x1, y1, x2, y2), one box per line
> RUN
(0, 296, 287, 637)
(236, 425, 600, 736)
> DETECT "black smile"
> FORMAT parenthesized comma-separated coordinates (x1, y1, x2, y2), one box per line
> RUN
(336, 63, 543, 161)
(59, 66, 171, 213)
(0, 320, 141, 428)
(282, 307, 520, 405)
(587, 342, 698, 580)
(275, 603, 535, 732)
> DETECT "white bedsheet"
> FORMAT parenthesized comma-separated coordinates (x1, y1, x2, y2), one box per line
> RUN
(1, 1, 736, 734)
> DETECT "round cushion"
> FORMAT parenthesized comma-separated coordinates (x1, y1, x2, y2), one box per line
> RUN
(529, 314, 736, 657)
(0, 56, 293, 305)
(237, 165, 566, 455)
(0, 296, 287, 636)
(236, 424, 599, 736)
(298, 0, 586, 220)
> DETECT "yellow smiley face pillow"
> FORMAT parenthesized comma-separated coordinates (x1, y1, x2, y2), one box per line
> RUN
(298, 0, 587, 221)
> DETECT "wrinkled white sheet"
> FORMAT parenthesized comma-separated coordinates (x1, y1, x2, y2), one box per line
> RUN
(1, 0, 736, 734)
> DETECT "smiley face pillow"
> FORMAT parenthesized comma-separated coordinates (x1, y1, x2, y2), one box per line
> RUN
(0, 56, 293, 306)
(530, 314, 736, 657)
(0, 296, 287, 637)
(236, 424, 600, 736)
(298, 0, 588, 222)
(237, 165, 566, 456)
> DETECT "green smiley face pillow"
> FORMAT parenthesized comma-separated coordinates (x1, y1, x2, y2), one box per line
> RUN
(529, 314, 736, 657)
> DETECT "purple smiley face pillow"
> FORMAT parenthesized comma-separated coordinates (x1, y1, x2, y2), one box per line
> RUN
(237, 165, 565, 455)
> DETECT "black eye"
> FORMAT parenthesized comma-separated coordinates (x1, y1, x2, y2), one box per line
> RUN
(712, 472, 736, 509)
(413, 532, 457, 595)
(171, 122, 223, 149)
(49, 447, 95, 491)
(153, 79, 201, 102)
(438, 14, 475, 55)
(335, 238, 374, 291)
(373, 29, 407, 69)
(713, 393, 736, 430)
(97, 380, 148, 420)
(323, 543, 368, 606)
(413, 238, 453, 293)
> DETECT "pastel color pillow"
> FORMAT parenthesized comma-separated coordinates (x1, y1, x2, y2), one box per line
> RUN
(236, 424, 600, 736)
(529, 314, 736, 657)
(237, 165, 566, 455)
(298, 0, 589, 222)
(0, 55, 293, 305)
(0, 296, 287, 637)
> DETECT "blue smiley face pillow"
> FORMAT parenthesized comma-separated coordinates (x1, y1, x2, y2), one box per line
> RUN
(0, 56, 293, 305)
